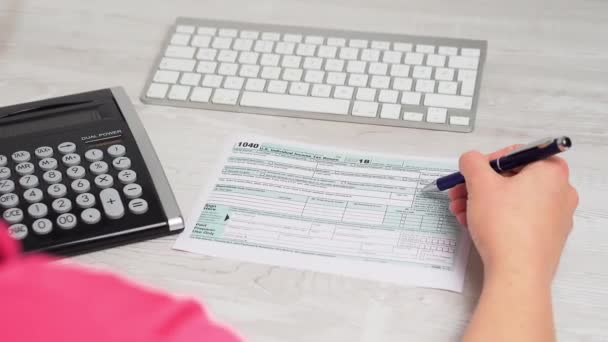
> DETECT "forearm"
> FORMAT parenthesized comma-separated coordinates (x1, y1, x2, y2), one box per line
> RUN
(462, 271, 555, 342)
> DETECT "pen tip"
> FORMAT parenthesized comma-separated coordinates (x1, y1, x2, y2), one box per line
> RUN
(421, 182, 439, 192)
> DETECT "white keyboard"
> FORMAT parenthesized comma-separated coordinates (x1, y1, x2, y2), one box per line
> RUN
(141, 18, 487, 132)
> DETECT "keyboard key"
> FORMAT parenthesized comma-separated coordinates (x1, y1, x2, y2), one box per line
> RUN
(412, 66, 433, 79)
(284, 34, 302, 43)
(71, 179, 91, 194)
(3, 208, 23, 224)
(438, 81, 458, 95)
(191, 35, 212, 47)
(218, 63, 238, 76)
(450, 116, 471, 126)
(348, 74, 368, 87)
(361, 49, 380, 62)
(349, 39, 368, 48)
(241, 30, 259, 39)
(94, 174, 114, 189)
(16, 162, 35, 175)
(123, 184, 143, 199)
(339, 47, 359, 60)
(28, 202, 48, 219)
(261, 66, 281, 79)
(180, 73, 201, 86)
(403, 111, 423, 121)
(159, 58, 195, 71)
(245, 79, 266, 92)
(424, 93, 473, 110)
(239, 64, 260, 78)
(356, 88, 376, 101)
(84, 149, 103, 162)
(282, 68, 303, 81)
(416, 44, 435, 53)
(23, 188, 43, 203)
(401, 91, 421, 105)
(305, 35, 324, 44)
(38, 158, 58, 171)
(241, 91, 349, 115)
(112, 157, 131, 170)
(196, 48, 217, 60)
(217, 50, 238, 62)
(129, 199, 149, 215)
(254, 40, 274, 53)
(76, 193, 96, 208)
(66, 166, 85, 179)
(392, 77, 413, 91)
(327, 37, 346, 46)
(212, 37, 232, 49)
(261, 32, 281, 41)
(352, 101, 379, 117)
(118, 170, 137, 184)
(389, 64, 410, 77)
(347, 60, 366, 73)
(32, 218, 52, 234)
(304, 70, 325, 83)
(380, 104, 401, 119)
(176, 25, 195, 34)
(426, 107, 447, 123)
(438, 46, 458, 56)
(370, 75, 390, 89)
(224, 76, 245, 90)
(8, 224, 28, 240)
(0, 180, 14, 194)
(12, 151, 30, 163)
(165, 45, 195, 58)
(461, 48, 481, 57)
(415, 79, 435, 93)
(303, 57, 323, 70)
(435, 68, 455, 81)
(57, 142, 76, 154)
(326, 72, 346, 85)
(382, 51, 402, 64)
(404, 52, 424, 65)
(317, 45, 337, 59)
(296, 43, 316, 56)
(260, 53, 280, 66)
(311, 84, 332, 97)
(325, 59, 344, 72)
(47, 184, 67, 198)
(168, 85, 191, 100)
(426, 54, 446, 67)
(282, 55, 301, 68)
(238, 52, 259, 64)
(371, 41, 390, 50)
(276, 42, 295, 54)
(334, 86, 354, 99)
(378, 90, 398, 103)
(100, 188, 125, 220)
(448, 55, 479, 69)
(202, 74, 223, 87)
(267, 80, 288, 93)
(34, 146, 53, 159)
(0, 155, 6, 167)
(212, 89, 240, 105)
(289, 82, 310, 96)
(57, 213, 77, 230)
(171, 33, 191, 45)
(52, 198, 72, 214)
(0, 193, 19, 208)
(393, 43, 413, 52)
(90, 161, 109, 175)
(0, 167, 10, 180)
(81, 208, 101, 225)
(19, 175, 39, 189)
(233, 38, 253, 51)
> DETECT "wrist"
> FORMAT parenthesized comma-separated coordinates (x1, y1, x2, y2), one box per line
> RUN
(484, 263, 553, 292)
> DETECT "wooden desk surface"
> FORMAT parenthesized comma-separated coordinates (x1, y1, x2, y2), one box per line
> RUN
(1, 0, 607, 340)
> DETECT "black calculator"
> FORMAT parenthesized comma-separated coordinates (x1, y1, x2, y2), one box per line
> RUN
(0, 87, 184, 255)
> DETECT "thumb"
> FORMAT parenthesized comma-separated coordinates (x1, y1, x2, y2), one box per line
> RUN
(459, 150, 500, 192)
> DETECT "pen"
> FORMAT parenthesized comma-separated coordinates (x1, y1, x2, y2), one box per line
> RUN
(421, 136, 572, 192)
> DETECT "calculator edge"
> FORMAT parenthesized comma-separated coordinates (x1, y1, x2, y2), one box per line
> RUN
(111, 87, 185, 232)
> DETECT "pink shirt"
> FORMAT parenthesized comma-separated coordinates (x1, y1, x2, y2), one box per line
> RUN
(0, 221, 240, 342)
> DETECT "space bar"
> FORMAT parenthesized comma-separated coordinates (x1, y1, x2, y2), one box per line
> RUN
(240, 92, 350, 115)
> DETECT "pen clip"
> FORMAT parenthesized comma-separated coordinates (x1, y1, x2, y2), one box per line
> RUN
(503, 137, 556, 157)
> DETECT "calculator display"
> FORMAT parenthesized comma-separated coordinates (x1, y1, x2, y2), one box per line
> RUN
(0, 110, 102, 137)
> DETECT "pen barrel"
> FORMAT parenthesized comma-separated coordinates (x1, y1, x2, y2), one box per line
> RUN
(436, 172, 465, 191)
(495, 140, 565, 172)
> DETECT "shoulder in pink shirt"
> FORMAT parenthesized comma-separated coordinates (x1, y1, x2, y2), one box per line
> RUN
(0, 221, 240, 342)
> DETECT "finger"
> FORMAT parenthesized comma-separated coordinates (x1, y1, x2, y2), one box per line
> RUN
(449, 198, 467, 214)
(459, 150, 501, 192)
(448, 184, 468, 201)
(546, 156, 570, 178)
(456, 212, 468, 227)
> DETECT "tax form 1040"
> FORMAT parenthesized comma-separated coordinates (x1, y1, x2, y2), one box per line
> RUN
(174, 136, 472, 292)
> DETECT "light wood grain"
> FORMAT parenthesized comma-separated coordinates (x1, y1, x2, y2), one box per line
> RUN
(1, 0, 607, 340)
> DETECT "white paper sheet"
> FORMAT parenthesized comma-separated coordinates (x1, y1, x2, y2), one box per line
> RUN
(174, 136, 472, 292)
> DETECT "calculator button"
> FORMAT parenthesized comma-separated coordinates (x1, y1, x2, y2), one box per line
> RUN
(67, 166, 86, 179)
(52, 198, 73, 214)
(0, 193, 19, 208)
(8, 223, 28, 240)
(28, 203, 48, 219)
(57, 213, 77, 230)
(90, 161, 109, 175)
(23, 188, 43, 203)
(0, 167, 11, 180)
(123, 184, 142, 199)
(118, 170, 137, 184)
(39, 157, 58, 171)
(108, 144, 126, 158)
(94, 174, 114, 189)
(3, 208, 24, 224)
(0, 180, 15, 194)
(128, 198, 148, 215)
(76, 193, 96, 208)
(71, 179, 91, 193)
(112, 157, 131, 170)
(81, 208, 102, 224)
(35, 146, 54, 159)
(100, 188, 125, 219)
(12, 151, 30, 163)
(15, 162, 35, 176)
(47, 183, 68, 198)
(43, 170, 62, 184)
(19, 175, 39, 189)
(0, 155, 7, 167)
(85, 149, 104, 162)
(32, 218, 53, 235)
(62, 153, 81, 166)
(58, 142, 76, 154)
